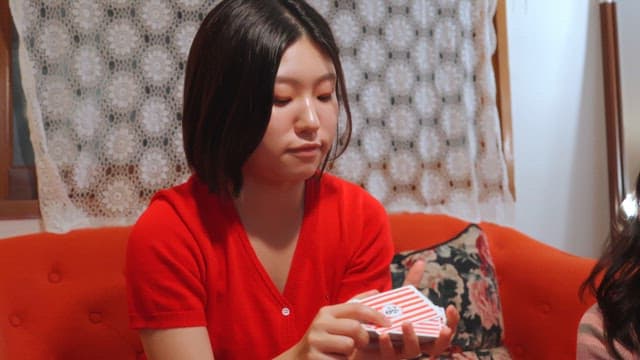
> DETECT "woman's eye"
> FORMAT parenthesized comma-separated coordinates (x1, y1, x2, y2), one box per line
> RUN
(273, 98, 291, 106)
(317, 94, 333, 102)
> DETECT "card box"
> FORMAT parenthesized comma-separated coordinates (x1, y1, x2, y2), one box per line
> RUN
(352, 285, 445, 343)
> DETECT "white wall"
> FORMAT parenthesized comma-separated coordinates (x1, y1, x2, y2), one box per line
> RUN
(507, 0, 609, 258)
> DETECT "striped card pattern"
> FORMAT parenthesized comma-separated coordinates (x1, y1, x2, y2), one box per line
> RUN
(354, 285, 445, 343)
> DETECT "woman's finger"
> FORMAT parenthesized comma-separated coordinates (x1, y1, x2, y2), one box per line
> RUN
(402, 260, 426, 287)
(325, 318, 371, 349)
(420, 324, 453, 356)
(328, 303, 391, 328)
(377, 333, 398, 358)
(400, 322, 422, 359)
(418, 306, 458, 357)
(311, 331, 358, 357)
(445, 305, 460, 329)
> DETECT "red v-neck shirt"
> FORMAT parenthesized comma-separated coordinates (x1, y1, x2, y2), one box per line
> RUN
(125, 173, 394, 359)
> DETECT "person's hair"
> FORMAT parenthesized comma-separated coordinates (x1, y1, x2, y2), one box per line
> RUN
(182, 0, 352, 197)
(581, 172, 640, 359)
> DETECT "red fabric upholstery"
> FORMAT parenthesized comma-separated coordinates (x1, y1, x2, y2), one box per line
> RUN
(0, 227, 142, 360)
(0, 214, 596, 359)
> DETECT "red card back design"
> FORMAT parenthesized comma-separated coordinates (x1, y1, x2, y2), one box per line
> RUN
(353, 285, 445, 342)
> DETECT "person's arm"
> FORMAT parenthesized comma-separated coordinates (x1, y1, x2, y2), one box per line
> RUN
(126, 199, 211, 358)
(139, 327, 214, 360)
(576, 305, 617, 360)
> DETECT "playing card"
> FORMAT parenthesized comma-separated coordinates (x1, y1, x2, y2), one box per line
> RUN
(351, 285, 446, 343)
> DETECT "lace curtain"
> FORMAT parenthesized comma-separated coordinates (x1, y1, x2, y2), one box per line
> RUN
(9, 0, 513, 233)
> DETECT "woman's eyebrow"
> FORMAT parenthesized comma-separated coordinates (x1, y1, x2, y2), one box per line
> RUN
(274, 73, 336, 86)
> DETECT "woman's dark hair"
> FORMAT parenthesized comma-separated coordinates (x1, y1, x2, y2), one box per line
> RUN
(581, 172, 640, 359)
(182, 0, 352, 196)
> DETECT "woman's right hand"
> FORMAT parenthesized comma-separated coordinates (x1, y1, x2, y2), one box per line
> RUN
(276, 302, 390, 360)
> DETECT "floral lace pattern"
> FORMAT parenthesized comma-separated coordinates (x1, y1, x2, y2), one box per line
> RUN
(390, 224, 509, 356)
(10, 0, 513, 232)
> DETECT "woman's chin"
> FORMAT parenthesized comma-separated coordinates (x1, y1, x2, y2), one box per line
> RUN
(286, 165, 321, 182)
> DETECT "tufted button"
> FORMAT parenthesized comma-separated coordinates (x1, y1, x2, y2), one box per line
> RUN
(89, 312, 103, 324)
(513, 345, 525, 357)
(48, 271, 61, 283)
(9, 314, 22, 327)
(541, 302, 551, 314)
(281, 307, 290, 317)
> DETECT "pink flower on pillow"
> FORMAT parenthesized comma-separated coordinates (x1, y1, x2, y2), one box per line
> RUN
(467, 277, 501, 329)
(475, 234, 494, 276)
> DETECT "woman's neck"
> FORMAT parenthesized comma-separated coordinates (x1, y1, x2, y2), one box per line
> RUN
(232, 177, 306, 243)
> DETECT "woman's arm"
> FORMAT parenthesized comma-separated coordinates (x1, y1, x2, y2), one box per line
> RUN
(140, 327, 215, 360)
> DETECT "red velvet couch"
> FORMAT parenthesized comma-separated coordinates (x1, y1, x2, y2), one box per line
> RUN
(0, 214, 596, 359)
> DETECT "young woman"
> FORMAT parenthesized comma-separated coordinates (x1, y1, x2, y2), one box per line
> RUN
(578, 172, 640, 359)
(125, 1, 458, 359)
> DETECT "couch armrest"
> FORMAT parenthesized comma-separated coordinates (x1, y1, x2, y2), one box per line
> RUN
(481, 222, 596, 360)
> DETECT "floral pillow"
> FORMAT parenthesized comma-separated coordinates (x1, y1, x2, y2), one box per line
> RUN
(390, 224, 510, 358)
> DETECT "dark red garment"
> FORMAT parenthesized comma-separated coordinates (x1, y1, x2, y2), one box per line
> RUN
(125, 173, 393, 359)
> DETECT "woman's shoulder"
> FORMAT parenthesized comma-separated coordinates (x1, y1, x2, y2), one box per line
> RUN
(577, 304, 638, 360)
(577, 303, 608, 359)
(316, 173, 387, 218)
(131, 175, 223, 246)
(320, 173, 379, 202)
(578, 303, 603, 336)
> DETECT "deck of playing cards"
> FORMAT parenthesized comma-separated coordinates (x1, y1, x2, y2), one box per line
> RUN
(351, 285, 446, 344)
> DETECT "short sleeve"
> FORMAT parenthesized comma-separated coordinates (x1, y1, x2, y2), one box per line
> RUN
(125, 198, 208, 329)
(335, 192, 394, 303)
(576, 304, 614, 360)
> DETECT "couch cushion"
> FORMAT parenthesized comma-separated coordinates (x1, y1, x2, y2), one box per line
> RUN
(390, 224, 509, 356)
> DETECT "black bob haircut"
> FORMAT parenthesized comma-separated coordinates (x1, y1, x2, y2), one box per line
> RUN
(182, 0, 352, 197)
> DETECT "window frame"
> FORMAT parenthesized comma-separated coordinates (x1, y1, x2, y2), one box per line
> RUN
(0, 0, 39, 219)
(493, 0, 515, 199)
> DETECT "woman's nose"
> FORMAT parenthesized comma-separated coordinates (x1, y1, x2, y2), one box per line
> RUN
(295, 97, 320, 133)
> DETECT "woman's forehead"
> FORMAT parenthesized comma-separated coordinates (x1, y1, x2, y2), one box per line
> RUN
(276, 37, 336, 79)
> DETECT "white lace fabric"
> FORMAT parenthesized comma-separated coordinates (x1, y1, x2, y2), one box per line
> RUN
(9, 0, 513, 233)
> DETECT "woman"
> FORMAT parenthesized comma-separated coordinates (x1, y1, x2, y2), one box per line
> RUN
(125, 1, 458, 359)
(578, 172, 640, 359)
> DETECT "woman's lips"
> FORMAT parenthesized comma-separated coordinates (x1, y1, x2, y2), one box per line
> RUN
(288, 144, 322, 159)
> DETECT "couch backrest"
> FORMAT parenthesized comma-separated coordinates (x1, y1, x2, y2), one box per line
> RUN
(0, 227, 142, 360)
(0, 215, 596, 360)
(389, 213, 469, 252)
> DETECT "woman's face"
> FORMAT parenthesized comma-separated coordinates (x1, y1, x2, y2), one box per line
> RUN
(242, 36, 339, 186)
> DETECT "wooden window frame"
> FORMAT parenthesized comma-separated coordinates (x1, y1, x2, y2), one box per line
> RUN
(494, 0, 515, 200)
(0, 0, 39, 219)
(0, 0, 513, 219)
(599, 1, 625, 237)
